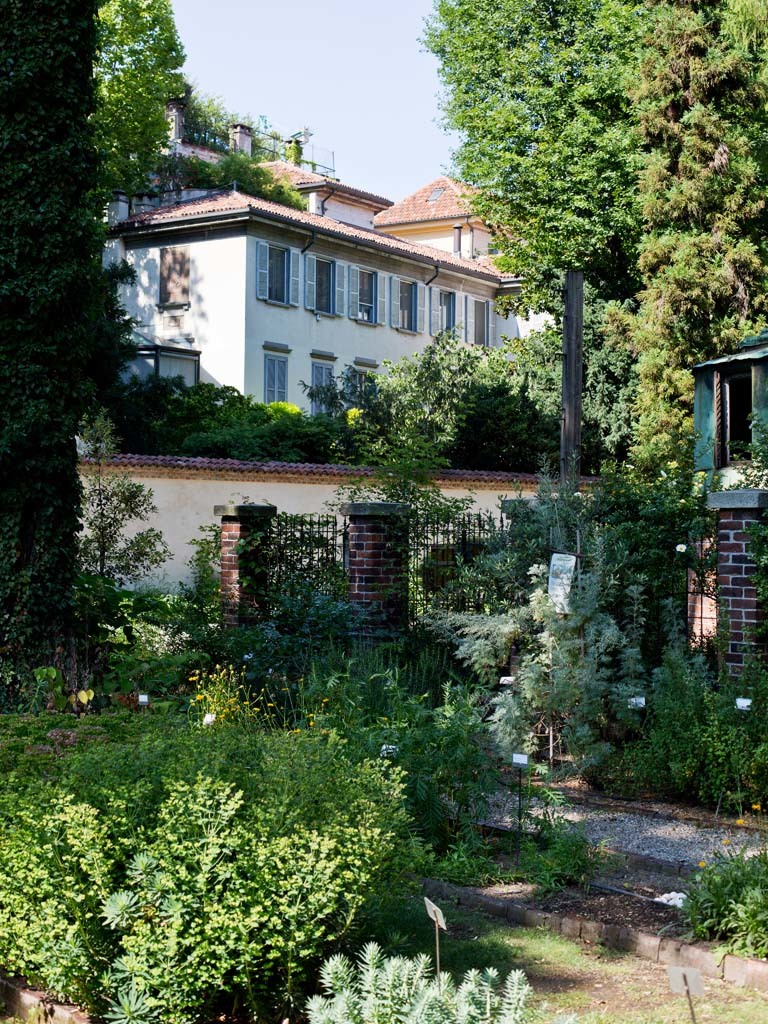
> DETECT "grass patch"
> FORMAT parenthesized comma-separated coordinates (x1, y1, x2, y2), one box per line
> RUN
(365, 895, 768, 1023)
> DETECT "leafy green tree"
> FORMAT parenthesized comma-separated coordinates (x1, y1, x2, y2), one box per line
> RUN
(425, 0, 645, 311)
(78, 413, 169, 584)
(156, 152, 305, 208)
(621, 0, 768, 468)
(425, 0, 645, 468)
(0, 0, 102, 672)
(94, 0, 185, 195)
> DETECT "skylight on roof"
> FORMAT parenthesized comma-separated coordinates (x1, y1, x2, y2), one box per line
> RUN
(427, 187, 445, 203)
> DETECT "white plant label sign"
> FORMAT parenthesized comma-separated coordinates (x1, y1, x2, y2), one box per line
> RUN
(667, 965, 704, 997)
(512, 752, 529, 767)
(549, 553, 577, 613)
(424, 897, 446, 931)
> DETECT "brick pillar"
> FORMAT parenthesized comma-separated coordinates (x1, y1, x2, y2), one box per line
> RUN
(215, 503, 277, 627)
(707, 490, 768, 672)
(340, 502, 409, 635)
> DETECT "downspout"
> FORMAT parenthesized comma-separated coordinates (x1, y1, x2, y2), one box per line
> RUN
(301, 229, 317, 254)
(426, 264, 440, 287)
(320, 186, 337, 216)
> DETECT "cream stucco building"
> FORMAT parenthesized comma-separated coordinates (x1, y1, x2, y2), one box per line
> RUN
(105, 160, 544, 407)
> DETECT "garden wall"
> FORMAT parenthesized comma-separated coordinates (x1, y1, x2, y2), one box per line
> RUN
(80, 454, 539, 586)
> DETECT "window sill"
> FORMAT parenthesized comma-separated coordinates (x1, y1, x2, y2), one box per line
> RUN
(156, 302, 190, 312)
(396, 327, 419, 335)
(263, 298, 292, 308)
(353, 316, 379, 327)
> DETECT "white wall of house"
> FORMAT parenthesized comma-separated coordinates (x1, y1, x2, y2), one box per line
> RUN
(116, 220, 511, 408)
(121, 233, 248, 391)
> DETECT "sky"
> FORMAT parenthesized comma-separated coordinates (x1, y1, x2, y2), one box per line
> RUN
(171, 0, 461, 203)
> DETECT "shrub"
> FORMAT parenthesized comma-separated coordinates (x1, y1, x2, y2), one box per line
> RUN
(684, 849, 768, 958)
(306, 943, 535, 1024)
(0, 721, 414, 1021)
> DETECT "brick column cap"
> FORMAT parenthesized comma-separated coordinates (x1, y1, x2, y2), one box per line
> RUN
(340, 501, 409, 517)
(707, 489, 768, 511)
(214, 502, 277, 518)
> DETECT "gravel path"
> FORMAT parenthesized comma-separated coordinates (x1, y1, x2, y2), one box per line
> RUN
(486, 791, 766, 869)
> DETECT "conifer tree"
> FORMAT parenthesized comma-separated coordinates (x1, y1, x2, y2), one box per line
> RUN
(623, 0, 768, 467)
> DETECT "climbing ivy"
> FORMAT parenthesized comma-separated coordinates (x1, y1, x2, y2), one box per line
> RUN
(0, 0, 102, 678)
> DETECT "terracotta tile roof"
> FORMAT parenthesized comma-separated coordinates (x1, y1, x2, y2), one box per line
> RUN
(84, 453, 549, 487)
(261, 161, 393, 209)
(115, 190, 503, 283)
(374, 176, 480, 227)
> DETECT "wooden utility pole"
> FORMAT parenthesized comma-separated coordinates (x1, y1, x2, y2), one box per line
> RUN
(560, 270, 584, 484)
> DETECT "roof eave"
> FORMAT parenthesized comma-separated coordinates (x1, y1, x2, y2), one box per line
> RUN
(113, 204, 502, 284)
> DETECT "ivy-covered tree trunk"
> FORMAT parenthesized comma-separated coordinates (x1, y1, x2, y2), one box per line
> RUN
(627, 0, 768, 468)
(0, 0, 101, 673)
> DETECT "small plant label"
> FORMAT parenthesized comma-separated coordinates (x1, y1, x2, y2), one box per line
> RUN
(424, 897, 446, 930)
(512, 752, 529, 767)
(548, 553, 577, 613)
(499, 675, 515, 686)
(735, 697, 752, 711)
(667, 964, 704, 996)
(628, 696, 646, 709)
(138, 693, 150, 706)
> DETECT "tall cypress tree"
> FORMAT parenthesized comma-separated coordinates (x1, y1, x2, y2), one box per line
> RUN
(627, 0, 768, 467)
(0, 0, 101, 675)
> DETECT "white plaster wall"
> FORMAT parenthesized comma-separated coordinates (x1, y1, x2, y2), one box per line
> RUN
(243, 234, 503, 407)
(123, 234, 248, 390)
(106, 470, 528, 587)
(380, 221, 492, 259)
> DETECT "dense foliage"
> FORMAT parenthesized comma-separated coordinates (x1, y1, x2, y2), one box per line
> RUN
(95, 0, 184, 195)
(624, 0, 768, 467)
(427, 0, 768, 472)
(0, 717, 412, 1021)
(0, 0, 102, 673)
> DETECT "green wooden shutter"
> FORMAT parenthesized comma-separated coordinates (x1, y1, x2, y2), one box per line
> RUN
(256, 242, 269, 299)
(390, 276, 400, 328)
(348, 265, 359, 318)
(305, 254, 316, 309)
(377, 273, 386, 324)
(465, 296, 475, 344)
(417, 284, 426, 333)
(335, 260, 345, 316)
(429, 287, 440, 335)
(289, 249, 300, 306)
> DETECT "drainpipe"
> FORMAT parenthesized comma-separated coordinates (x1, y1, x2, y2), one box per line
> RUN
(426, 264, 440, 287)
(301, 229, 317, 254)
(453, 223, 462, 257)
(320, 186, 337, 216)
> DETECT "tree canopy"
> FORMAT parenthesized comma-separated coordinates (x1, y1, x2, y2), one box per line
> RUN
(94, 0, 185, 196)
(427, 0, 768, 472)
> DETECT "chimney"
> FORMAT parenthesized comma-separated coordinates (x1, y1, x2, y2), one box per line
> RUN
(166, 98, 186, 145)
(229, 123, 253, 157)
(106, 190, 130, 225)
(453, 223, 463, 257)
(132, 193, 156, 215)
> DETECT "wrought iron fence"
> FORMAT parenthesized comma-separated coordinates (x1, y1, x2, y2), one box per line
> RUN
(242, 513, 348, 617)
(408, 511, 509, 618)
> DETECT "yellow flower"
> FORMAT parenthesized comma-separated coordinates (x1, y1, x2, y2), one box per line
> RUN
(753, 803, 762, 812)
(195, 694, 204, 701)
(736, 819, 745, 826)
(699, 861, 707, 868)
(722, 838, 731, 846)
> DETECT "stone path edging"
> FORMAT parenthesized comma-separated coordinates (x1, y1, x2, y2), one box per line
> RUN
(0, 973, 89, 1024)
(422, 878, 768, 994)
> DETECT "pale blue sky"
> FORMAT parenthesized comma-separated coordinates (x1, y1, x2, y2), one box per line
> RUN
(171, 0, 460, 202)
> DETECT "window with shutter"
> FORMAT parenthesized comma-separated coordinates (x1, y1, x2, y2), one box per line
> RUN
(310, 361, 334, 415)
(264, 354, 288, 403)
(315, 258, 333, 314)
(159, 247, 190, 307)
(398, 279, 416, 331)
(439, 291, 456, 332)
(377, 273, 387, 324)
(474, 299, 488, 346)
(267, 246, 288, 303)
(358, 270, 375, 322)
